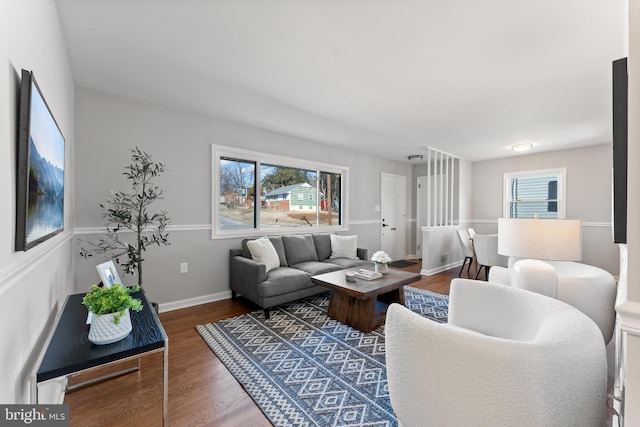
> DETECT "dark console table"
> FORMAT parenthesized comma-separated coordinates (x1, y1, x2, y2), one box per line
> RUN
(36, 288, 168, 425)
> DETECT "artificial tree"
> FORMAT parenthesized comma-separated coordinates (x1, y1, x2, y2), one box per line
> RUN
(80, 147, 170, 289)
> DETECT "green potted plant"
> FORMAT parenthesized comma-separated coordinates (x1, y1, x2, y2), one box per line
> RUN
(80, 147, 170, 311)
(83, 284, 143, 345)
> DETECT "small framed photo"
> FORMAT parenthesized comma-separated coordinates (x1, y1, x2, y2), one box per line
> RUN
(96, 260, 122, 287)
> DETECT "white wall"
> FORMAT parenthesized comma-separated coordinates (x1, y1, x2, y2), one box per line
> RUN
(410, 146, 617, 274)
(620, 1, 640, 424)
(0, 1, 75, 403)
(73, 87, 411, 307)
(411, 158, 473, 272)
(470, 144, 619, 275)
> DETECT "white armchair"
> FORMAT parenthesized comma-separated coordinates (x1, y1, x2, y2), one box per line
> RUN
(386, 279, 607, 427)
(489, 259, 617, 344)
(489, 259, 617, 382)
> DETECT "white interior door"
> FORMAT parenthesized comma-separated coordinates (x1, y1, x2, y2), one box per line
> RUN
(380, 173, 406, 261)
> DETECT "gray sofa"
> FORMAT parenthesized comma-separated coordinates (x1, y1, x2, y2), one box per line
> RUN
(229, 233, 369, 318)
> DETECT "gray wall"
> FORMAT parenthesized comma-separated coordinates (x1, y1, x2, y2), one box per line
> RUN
(408, 145, 617, 275)
(0, 1, 75, 403)
(73, 87, 412, 307)
(470, 144, 618, 274)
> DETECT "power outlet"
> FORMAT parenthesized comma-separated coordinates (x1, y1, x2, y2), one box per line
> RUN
(180, 262, 188, 274)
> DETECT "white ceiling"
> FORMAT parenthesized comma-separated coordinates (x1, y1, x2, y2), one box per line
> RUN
(54, 0, 626, 163)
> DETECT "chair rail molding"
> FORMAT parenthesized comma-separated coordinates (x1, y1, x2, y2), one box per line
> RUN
(617, 302, 640, 335)
(469, 219, 611, 228)
(75, 219, 382, 236)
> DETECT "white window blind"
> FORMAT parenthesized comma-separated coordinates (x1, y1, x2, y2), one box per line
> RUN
(503, 168, 566, 219)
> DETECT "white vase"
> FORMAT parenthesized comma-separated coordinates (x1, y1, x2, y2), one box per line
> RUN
(375, 263, 389, 274)
(88, 309, 132, 345)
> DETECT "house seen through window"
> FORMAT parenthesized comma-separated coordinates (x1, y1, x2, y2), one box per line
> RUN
(214, 146, 346, 237)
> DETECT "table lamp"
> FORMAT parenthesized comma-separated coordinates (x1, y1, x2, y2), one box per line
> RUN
(497, 218, 582, 297)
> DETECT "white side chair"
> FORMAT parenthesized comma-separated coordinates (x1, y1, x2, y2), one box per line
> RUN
(455, 229, 474, 277)
(472, 234, 507, 280)
(385, 279, 607, 427)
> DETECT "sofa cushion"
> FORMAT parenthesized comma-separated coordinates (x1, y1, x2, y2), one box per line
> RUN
(257, 267, 312, 298)
(268, 236, 288, 267)
(322, 258, 370, 269)
(290, 261, 342, 276)
(241, 239, 251, 258)
(246, 236, 280, 273)
(313, 234, 332, 261)
(282, 234, 318, 265)
(330, 234, 358, 259)
(242, 236, 288, 266)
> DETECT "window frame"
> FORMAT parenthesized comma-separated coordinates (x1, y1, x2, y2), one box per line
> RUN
(212, 144, 349, 239)
(503, 167, 566, 219)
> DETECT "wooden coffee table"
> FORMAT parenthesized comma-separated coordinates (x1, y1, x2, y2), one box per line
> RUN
(311, 266, 421, 333)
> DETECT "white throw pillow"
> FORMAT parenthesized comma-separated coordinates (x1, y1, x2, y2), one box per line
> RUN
(247, 236, 280, 273)
(330, 234, 358, 259)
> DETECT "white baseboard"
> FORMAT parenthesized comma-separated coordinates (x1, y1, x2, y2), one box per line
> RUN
(158, 290, 233, 313)
(421, 260, 462, 276)
(34, 378, 67, 404)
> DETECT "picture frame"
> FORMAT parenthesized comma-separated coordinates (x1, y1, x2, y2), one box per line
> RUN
(96, 260, 122, 287)
(15, 69, 65, 251)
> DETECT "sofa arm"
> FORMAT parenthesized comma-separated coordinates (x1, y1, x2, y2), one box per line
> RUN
(229, 253, 267, 297)
(357, 248, 368, 261)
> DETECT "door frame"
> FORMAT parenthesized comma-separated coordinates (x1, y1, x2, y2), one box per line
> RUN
(416, 175, 429, 257)
(380, 172, 407, 260)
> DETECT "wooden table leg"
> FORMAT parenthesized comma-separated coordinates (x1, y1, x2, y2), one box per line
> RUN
(327, 286, 406, 333)
(378, 287, 405, 305)
(349, 297, 378, 333)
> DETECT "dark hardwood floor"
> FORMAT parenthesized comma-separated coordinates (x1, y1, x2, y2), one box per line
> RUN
(64, 260, 471, 426)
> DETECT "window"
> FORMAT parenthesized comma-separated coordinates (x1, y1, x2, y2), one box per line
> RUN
(219, 158, 256, 230)
(212, 145, 348, 238)
(503, 168, 566, 219)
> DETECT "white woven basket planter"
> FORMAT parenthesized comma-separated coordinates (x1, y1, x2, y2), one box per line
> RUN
(88, 309, 132, 345)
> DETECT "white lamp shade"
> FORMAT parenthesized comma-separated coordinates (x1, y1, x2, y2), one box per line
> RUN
(498, 218, 582, 261)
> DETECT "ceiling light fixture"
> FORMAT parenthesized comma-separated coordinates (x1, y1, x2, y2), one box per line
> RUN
(408, 154, 424, 161)
(511, 143, 533, 152)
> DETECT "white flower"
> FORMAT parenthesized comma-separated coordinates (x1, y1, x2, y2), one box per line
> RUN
(371, 251, 391, 264)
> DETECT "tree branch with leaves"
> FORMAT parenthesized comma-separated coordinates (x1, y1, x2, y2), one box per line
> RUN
(80, 147, 170, 287)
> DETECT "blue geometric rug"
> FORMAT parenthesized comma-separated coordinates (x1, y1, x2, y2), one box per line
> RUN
(196, 286, 448, 427)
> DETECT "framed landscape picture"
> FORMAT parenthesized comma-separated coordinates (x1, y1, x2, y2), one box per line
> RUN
(15, 69, 65, 251)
